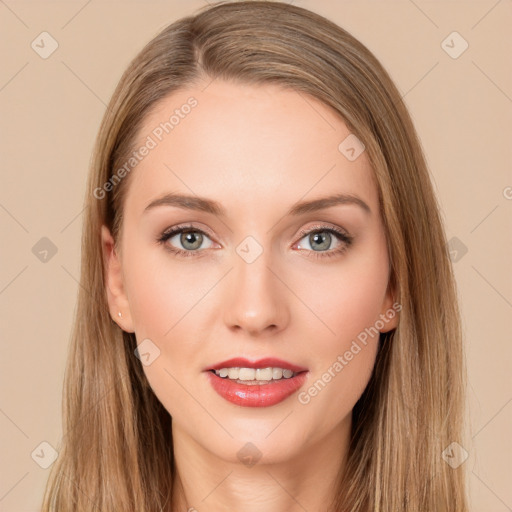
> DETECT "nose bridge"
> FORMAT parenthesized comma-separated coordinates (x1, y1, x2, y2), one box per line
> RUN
(224, 234, 288, 335)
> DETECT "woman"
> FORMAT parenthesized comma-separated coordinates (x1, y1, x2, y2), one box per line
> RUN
(41, 1, 469, 511)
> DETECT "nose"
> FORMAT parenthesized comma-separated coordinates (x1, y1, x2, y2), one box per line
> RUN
(223, 245, 290, 337)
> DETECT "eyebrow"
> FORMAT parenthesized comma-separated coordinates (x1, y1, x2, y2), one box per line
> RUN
(143, 192, 371, 217)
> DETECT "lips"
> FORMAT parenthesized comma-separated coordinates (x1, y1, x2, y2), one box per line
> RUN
(204, 357, 309, 407)
(205, 357, 308, 373)
(206, 370, 308, 407)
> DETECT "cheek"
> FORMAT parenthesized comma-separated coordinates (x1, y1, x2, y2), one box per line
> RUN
(293, 252, 390, 348)
(126, 270, 171, 337)
(292, 244, 388, 411)
(121, 243, 214, 402)
(121, 246, 204, 416)
(122, 243, 202, 339)
(293, 282, 383, 432)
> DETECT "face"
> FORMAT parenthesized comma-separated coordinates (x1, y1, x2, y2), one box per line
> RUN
(102, 79, 398, 465)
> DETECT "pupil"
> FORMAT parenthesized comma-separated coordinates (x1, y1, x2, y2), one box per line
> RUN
(310, 232, 330, 251)
(181, 231, 202, 250)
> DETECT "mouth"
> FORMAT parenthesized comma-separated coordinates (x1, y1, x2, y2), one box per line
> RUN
(204, 357, 309, 407)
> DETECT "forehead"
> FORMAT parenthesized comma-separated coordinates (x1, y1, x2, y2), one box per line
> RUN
(124, 80, 378, 218)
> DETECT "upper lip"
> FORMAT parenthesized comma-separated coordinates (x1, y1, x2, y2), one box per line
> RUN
(205, 357, 308, 373)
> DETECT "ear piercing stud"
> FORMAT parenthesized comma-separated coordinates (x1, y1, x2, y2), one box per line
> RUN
(118, 312, 122, 318)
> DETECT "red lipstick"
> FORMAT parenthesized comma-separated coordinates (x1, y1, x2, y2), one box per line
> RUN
(206, 357, 308, 373)
(204, 357, 309, 407)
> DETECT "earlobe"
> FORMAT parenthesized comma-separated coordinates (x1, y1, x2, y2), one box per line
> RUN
(100, 225, 135, 333)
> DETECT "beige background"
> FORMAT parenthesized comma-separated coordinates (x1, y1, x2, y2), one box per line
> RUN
(1, 1, 511, 510)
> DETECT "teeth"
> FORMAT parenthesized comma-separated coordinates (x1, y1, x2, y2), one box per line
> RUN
(272, 368, 283, 379)
(255, 368, 273, 381)
(238, 368, 255, 381)
(214, 367, 298, 381)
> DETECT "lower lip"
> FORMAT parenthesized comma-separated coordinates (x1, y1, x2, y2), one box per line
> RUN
(205, 371, 309, 407)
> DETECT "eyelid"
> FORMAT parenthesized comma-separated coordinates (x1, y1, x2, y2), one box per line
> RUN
(159, 223, 215, 240)
(294, 222, 352, 242)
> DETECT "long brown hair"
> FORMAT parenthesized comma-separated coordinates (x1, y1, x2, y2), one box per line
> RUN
(41, 1, 469, 510)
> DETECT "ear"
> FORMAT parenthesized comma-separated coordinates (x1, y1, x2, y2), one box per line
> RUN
(378, 278, 400, 333)
(101, 225, 135, 333)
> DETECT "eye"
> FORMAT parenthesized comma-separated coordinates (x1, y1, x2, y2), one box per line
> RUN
(157, 224, 215, 257)
(294, 225, 353, 259)
(157, 223, 353, 260)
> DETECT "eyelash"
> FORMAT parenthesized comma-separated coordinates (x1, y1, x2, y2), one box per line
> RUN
(157, 223, 353, 260)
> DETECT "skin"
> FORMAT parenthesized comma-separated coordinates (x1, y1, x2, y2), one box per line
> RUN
(102, 79, 398, 512)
